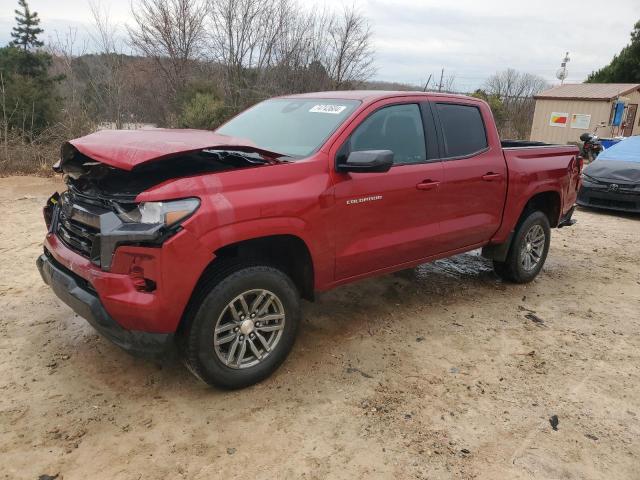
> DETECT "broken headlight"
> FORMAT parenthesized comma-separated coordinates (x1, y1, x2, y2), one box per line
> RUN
(116, 198, 200, 227)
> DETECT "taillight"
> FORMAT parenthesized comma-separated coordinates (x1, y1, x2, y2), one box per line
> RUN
(576, 155, 584, 173)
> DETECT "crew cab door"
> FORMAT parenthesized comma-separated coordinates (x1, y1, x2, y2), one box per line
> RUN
(330, 100, 443, 280)
(431, 100, 508, 250)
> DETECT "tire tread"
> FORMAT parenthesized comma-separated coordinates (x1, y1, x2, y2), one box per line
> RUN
(180, 261, 300, 389)
(493, 210, 550, 284)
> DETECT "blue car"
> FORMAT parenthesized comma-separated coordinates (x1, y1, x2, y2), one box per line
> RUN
(577, 136, 640, 213)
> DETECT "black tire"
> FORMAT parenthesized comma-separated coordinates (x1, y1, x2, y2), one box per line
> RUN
(493, 211, 551, 283)
(181, 264, 300, 389)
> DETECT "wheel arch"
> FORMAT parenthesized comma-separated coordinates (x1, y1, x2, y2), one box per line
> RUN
(212, 234, 315, 301)
(522, 190, 561, 228)
(185, 232, 315, 315)
(483, 190, 560, 261)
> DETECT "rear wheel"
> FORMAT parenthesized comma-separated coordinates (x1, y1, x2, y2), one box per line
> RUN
(182, 264, 300, 389)
(493, 211, 551, 283)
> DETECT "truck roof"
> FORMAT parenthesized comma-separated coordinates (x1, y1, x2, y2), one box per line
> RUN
(282, 90, 473, 103)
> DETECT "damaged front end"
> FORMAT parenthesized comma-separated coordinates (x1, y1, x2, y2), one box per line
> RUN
(47, 139, 277, 271)
(52, 188, 199, 271)
(50, 150, 199, 271)
(37, 129, 289, 354)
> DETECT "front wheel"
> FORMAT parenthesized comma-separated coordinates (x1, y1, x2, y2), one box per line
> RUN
(493, 211, 551, 283)
(181, 264, 300, 389)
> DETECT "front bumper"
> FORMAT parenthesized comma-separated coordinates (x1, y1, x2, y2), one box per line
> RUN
(577, 185, 640, 213)
(37, 252, 173, 357)
(40, 210, 214, 334)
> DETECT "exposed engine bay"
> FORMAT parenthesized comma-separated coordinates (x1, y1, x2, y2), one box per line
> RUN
(48, 144, 277, 270)
(58, 144, 273, 201)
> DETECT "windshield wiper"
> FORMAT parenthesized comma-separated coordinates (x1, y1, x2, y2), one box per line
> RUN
(203, 149, 294, 166)
(202, 149, 268, 166)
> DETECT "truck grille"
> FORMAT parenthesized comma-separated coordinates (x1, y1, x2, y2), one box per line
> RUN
(56, 192, 105, 263)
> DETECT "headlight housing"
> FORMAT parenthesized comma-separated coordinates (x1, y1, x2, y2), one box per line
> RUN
(116, 198, 200, 227)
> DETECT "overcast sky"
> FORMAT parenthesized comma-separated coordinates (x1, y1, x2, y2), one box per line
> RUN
(1, 0, 639, 91)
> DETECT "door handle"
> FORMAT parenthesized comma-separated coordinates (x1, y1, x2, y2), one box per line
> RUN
(416, 180, 440, 191)
(482, 172, 503, 181)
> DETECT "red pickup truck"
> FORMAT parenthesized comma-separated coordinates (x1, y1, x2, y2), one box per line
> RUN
(37, 91, 581, 388)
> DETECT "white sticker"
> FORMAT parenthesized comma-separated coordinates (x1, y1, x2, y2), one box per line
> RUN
(309, 104, 347, 114)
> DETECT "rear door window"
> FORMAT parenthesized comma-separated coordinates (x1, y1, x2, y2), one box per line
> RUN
(435, 103, 488, 158)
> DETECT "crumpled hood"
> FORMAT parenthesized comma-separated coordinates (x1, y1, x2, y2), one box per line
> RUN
(66, 128, 281, 171)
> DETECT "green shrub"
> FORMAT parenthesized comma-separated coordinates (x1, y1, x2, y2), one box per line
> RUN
(178, 92, 230, 129)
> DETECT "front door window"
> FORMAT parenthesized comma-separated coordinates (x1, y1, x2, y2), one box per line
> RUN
(346, 103, 427, 165)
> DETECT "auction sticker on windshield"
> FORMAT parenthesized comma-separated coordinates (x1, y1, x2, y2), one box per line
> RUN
(309, 104, 347, 114)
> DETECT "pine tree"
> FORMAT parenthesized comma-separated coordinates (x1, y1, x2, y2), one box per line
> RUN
(587, 21, 640, 83)
(9, 0, 44, 51)
(1, 0, 61, 137)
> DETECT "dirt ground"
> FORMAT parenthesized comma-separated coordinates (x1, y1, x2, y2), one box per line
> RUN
(1, 176, 639, 480)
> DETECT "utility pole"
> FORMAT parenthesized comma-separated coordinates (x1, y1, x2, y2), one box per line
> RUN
(422, 74, 432, 92)
(438, 68, 444, 92)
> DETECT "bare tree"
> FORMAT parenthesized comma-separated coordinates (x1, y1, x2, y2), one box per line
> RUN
(325, 6, 375, 89)
(441, 73, 456, 93)
(260, 5, 331, 94)
(484, 69, 549, 139)
(1, 72, 9, 162)
(206, 0, 293, 107)
(485, 68, 548, 100)
(48, 28, 84, 106)
(48, 27, 95, 137)
(205, 0, 375, 104)
(128, 0, 207, 98)
(88, 0, 130, 128)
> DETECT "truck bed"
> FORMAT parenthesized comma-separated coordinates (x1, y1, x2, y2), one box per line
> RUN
(490, 142, 581, 245)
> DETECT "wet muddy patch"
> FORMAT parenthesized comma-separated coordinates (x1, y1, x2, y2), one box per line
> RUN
(416, 250, 493, 280)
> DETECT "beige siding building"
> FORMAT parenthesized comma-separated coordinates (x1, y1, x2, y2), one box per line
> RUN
(530, 83, 640, 144)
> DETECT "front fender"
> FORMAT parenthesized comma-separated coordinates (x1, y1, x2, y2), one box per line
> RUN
(192, 216, 333, 289)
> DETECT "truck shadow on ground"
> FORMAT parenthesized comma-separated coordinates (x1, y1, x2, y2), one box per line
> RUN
(48, 251, 502, 395)
(296, 251, 499, 358)
(306, 251, 495, 316)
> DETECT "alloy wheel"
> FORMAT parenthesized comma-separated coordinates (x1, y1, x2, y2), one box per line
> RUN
(213, 289, 286, 369)
(519, 224, 545, 271)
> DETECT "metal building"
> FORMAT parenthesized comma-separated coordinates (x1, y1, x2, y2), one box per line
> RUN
(530, 83, 640, 144)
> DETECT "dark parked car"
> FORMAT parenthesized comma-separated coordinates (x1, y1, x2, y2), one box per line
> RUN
(578, 135, 640, 213)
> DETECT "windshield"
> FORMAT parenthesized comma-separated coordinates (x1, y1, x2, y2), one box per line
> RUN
(216, 98, 360, 158)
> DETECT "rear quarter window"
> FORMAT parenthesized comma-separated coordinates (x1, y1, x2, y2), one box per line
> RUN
(435, 103, 488, 158)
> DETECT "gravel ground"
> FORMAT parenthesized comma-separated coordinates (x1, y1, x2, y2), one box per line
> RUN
(1, 176, 639, 480)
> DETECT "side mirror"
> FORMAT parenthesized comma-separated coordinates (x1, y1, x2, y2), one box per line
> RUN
(337, 150, 394, 173)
